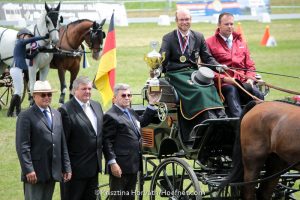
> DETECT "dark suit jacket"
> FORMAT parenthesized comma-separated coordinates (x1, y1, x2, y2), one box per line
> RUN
(160, 29, 219, 72)
(58, 98, 103, 179)
(16, 104, 71, 183)
(103, 105, 156, 174)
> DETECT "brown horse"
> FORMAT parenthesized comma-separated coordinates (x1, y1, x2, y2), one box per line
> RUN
(50, 19, 105, 104)
(225, 101, 300, 199)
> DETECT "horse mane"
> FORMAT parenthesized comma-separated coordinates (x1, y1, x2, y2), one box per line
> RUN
(275, 99, 300, 107)
(68, 19, 93, 26)
(219, 100, 260, 189)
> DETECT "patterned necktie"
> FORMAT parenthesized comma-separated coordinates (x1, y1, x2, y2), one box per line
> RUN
(43, 110, 52, 128)
(183, 35, 187, 43)
(124, 110, 139, 135)
(82, 103, 88, 113)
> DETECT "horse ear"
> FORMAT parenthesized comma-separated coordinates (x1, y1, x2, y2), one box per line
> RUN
(60, 16, 64, 24)
(45, 2, 50, 12)
(100, 19, 106, 27)
(93, 21, 97, 29)
(56, 2, 61, 11)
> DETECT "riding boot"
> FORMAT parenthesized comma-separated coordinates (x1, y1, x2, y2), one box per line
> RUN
(7, 94, 18, 117)
(15, 95, 21, 116)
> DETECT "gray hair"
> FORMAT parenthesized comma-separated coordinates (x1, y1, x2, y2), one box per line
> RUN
(72, 76, 92, 94)
(113, 83, 130, 96)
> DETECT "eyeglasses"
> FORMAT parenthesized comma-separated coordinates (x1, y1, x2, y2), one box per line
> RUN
(40, 93, 52, 98)
(121, 94, 132, 98)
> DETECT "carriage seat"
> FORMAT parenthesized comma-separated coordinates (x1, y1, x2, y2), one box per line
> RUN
(157, 78, 179, 104)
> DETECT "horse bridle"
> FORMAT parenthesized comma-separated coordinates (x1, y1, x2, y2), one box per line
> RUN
(45, 10, 61, 35)
(88, 23, 105, 52)
(34, 10, 60, 44)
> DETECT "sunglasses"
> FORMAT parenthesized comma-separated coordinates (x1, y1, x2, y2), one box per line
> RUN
(40, 93, 52, 98)
(121, 94, 132, 98)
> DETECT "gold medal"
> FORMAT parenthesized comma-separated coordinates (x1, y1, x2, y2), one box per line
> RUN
(180, 55, 186, 63)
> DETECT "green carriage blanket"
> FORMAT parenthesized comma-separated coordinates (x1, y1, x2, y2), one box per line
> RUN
(166, 68, 224, 119)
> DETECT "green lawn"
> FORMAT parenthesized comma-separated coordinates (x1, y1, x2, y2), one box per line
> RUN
(1, 19, 300, 199)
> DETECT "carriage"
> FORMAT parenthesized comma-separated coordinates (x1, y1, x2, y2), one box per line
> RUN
(95, 63, 300, 199)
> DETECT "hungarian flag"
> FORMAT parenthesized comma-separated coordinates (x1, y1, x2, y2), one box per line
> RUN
(94, 13, 116, 107)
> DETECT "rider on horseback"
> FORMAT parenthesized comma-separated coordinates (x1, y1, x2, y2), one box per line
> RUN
(7, 28, 49, 117)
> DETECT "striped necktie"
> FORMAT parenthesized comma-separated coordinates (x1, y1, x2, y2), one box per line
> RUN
(43, 110, 52, 128)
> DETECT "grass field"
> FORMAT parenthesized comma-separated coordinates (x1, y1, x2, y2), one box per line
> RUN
(1, 19, 300, 199)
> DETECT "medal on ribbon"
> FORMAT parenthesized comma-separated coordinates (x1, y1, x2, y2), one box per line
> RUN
(177, 30, 189, 63)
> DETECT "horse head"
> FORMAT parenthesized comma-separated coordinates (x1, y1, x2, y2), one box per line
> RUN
(43, 2, 61, 45)
(85, 19, 106, 60)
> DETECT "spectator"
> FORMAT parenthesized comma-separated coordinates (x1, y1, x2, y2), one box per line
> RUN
(59, 76, 104, 200)
(103, 83, 160, 200)
(16, 80, 71, 200)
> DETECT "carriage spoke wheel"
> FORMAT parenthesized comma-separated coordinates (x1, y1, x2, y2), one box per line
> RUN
(0, 73, 27, 110)
(157, 102, 168, 122)
(150, 157, 201, 200)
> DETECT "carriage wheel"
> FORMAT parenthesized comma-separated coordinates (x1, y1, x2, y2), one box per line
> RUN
(157, 102, 168, 122)
(150, 157, 201, 200)
(137, 171, 144, 200)
(0, 74, 27, 109)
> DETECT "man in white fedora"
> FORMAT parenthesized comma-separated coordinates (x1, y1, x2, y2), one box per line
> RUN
(16, 80, 72, 200)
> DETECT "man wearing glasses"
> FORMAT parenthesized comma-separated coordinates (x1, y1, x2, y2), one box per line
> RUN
(59, 76, 104, 200)
(16, 80, 72, 200)
(159, 8, 226, 141)
(103, 83, 160, 200)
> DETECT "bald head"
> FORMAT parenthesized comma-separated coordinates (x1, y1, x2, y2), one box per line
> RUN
(175, 9, 192, 34)
(175, 9, 191, 21)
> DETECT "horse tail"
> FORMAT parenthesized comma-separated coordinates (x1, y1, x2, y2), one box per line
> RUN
(220, 100, 259, 188)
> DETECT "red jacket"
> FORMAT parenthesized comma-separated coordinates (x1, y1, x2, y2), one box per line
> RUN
(206, 29, 256, 83)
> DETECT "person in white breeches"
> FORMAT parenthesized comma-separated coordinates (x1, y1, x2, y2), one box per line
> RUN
(7, 28, 48, 117)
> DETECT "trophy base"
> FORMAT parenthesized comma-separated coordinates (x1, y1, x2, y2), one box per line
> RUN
(149, 85, 161, 93)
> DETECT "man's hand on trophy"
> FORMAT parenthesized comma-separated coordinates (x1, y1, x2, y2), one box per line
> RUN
(154, 67, 162, 78)
(147, 89, 162, 105)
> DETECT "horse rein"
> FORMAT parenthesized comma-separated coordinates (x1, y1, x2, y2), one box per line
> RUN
(222, 70, 262, 101)
(227, 67, 300, 96)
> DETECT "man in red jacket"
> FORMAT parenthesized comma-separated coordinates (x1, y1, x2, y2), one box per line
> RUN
(206, 12, 264, 117)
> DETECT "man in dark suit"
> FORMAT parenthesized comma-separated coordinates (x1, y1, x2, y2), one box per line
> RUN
(103, 83, 160, 200)
(159, 9, 227, 140)
(59, 76, 103, 200)
(16, 80, 72, 200)
(160, 9, 220, 72)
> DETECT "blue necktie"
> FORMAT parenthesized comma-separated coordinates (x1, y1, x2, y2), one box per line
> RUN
(226, 38, 232, 49)
(124, 110, 139, 135)
(43, 110, 52, 128)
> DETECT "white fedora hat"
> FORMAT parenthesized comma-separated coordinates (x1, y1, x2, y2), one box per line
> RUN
(191, 67, 214, 86)
(33, 80, 57, 93)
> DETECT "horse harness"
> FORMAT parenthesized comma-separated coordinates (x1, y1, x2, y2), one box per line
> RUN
(55, 21, 105, 57)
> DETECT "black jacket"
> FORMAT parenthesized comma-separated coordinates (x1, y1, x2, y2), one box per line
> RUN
(59, 98, 103, 179)
(103, 105, 156, 174)
(160, 29, 219, 72)
(16, 104, 71, 183)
